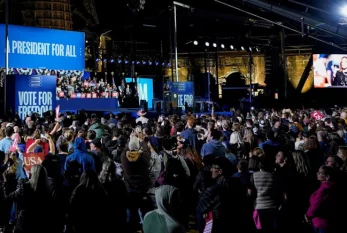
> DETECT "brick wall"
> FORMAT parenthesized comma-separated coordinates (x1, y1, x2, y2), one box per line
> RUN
(286, 55, 313, 93)
(163, 54, 313, 96)
(163, 54, 266, 85)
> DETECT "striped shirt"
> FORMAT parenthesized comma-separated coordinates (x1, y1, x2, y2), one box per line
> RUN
(251, 171, 282, 209)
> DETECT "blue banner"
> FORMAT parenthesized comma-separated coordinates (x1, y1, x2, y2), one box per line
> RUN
(125, 77, 154, 108)
(167, 82, 194, 110)
(0, 24, 85, 70)
(14, 75, 57, 119)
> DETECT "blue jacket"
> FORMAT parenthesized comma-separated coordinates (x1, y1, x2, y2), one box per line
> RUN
(180, 128, 198, 149)
(64, 137, 96, 172)
(201, 140, 226, 157)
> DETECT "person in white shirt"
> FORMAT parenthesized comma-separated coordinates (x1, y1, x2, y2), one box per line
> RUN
(136, 109, 149, 124)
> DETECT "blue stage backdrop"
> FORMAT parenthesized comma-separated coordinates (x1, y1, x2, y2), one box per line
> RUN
(125, 77, 154, 108)
(0, 24, 85, 70)
(6, 75, 57, 119)
(167, 82, 194, 110)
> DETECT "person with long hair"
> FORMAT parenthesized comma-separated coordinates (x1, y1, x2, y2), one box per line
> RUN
(3, 164, 52, 233)
(305, 166, 337, 233)
(333, 56, 347, 86)
(99, 160, 128, 231)
(68, 168, 108, 233)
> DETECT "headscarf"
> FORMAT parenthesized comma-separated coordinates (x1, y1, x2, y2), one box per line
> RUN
(143, 185, 185, 233)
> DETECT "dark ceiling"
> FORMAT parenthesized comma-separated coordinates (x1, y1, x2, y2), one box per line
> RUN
(85, 0, 347, 54)
(3, 0, 347, 55)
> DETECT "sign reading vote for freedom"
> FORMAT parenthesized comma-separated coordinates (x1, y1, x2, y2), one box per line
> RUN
(13, 75, 57, 119)
(0, 24, 85, 70)
(167, 81, 195, 110)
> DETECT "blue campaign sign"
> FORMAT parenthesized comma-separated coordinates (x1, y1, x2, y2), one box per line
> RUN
(14, 75, 57, 119)
(0, 24, 85, 70)
(125, 77, 154, 108)
(167, 82, 194, 110)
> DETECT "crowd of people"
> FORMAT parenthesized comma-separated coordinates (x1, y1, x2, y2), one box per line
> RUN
(56, 76, 139, 105)
(0, 106, 346, 233)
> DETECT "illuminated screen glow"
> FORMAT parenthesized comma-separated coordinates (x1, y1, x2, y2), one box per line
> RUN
(313, 54, 347, 88)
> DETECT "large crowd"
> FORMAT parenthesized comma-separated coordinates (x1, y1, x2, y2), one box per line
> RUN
(0, 106, 346, 233)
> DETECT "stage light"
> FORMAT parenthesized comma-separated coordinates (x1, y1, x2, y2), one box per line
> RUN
(132, 61, 135, 64)
(155, 61, 159, 66)
(256, 47, 260, 52)
(168, 63, 171, 67)
(162, 62, 166, 66)
(213, 43, 217, 48)
(241, 46, 245, 51)
(103, 58, 107, 63)
(342, 5, 347, 17)
(149, 60, 153, 65)
(136, 61, 141, 65)
(118, 59, 122, 64)
(249, 47, 252, 52)
(85, 40, 88, 43)
(221, 44, 225, 49)
(96, 58, 99, 62)
(142, 60, 147, 65)
(205, 42, 210, 47)
(110, 59, 115, 63)
(193, 40, 198, 45)
(125, 60, 129, 64)
(230, 45, 234, 50)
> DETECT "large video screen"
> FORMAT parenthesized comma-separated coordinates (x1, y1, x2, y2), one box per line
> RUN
(314, 54, 347, 88)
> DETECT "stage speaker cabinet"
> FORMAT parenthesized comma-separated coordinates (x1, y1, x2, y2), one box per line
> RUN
(140, 100, 148, 112)
(155, 101, 161, 113)
(194, 103, 201, 113)
(203, 103, 209, 112)
(175, 107, 182, 115)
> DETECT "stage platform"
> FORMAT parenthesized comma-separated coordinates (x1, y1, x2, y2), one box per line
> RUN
(59, 107, 234, 119)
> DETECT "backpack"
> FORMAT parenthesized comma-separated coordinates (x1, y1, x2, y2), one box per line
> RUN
(155, 152, 186, 188)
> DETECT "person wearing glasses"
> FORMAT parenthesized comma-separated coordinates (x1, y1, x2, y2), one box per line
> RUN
(197, 156, 245, 233)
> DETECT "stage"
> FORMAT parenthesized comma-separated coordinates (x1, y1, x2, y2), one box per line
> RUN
(57, 97, 234, 118)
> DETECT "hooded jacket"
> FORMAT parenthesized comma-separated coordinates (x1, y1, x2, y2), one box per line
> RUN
(143, 185, 186, 233)
(200, 139, 226, 157)
(121, 141, 151, 193)
(64, 137, 96, 172)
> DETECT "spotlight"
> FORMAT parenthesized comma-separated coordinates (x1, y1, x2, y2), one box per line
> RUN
(110, 59, 115, 63)
(142, 60, 147, 65)
(85, 40, 88, 43)
(168, 63, 171, 67)
(125, 60, 129, 64)
(162, 62, 166, 66)
(256, 47, 260, 52)
(155, 61, 159, 66)
(249, 47, 252, 52)
(342, 5, 347, 17)
(132, 61, 135, 64)
(205, 42, 210, 47)
(221, 44, 225, 49)
(193, 40, 198, 45)
(149, 60, 153, 65)
(117, 59, 122, 64)
(103, 58, 107, 63)
(213, 43, 217, 48)
(230, 45, 234, 50)
(96, 58, 99, 62)
(241, 46, 245, 51)
(136, 61, 141, 65)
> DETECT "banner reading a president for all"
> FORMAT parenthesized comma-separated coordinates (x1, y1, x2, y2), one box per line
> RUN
(15, 75, 57, 119)
(0, 24, 85, 70)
